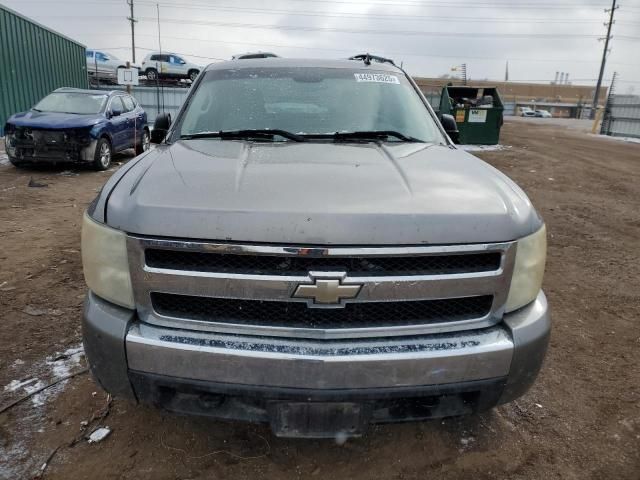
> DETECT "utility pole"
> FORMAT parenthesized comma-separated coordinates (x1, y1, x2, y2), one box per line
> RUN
(592, 0, 617, 117)
(127, 0, 137, 63)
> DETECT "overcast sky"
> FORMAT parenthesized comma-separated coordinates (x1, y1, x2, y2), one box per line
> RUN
(4, 0, 640, 92)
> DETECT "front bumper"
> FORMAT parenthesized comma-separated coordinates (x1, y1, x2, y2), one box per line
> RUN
(7, 138, 97, 163)
(83, 291, 550, 435)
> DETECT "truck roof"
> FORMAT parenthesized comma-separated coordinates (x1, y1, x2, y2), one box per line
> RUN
(205, 57, 402, 73)
(54, 87, 115, 95)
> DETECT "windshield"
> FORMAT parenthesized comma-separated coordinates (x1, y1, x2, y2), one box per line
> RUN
(174, 67, 445, 143)
(34, 92, 108, 114)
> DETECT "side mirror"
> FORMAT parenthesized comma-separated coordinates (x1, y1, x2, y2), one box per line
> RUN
(110, 107, 122, 118)
(151, 113, 172, 143)
(440, 114, 460, 144)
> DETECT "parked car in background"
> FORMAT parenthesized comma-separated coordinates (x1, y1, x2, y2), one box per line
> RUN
(521, 109, 537, 117)
(141, 52, 201, 82)
(86, 50, 139, 82)
(535, 110, 552, 118)
(232, 51, 280, 60)
(4, 88, 149, 170)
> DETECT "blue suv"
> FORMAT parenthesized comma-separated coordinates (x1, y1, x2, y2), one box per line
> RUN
(4, 88, 149, 170)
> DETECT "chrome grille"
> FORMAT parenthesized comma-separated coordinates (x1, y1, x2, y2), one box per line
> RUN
(145, 249, 502, 276)
(127, 237, 516, 339)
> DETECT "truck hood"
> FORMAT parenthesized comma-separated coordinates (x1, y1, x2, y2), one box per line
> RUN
(7, 110, 104, 129)
(104, 140, 542, 245)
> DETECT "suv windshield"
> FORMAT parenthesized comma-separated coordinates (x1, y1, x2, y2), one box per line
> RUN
(174, 67, 445, 143)
(34, 92, 108, 114)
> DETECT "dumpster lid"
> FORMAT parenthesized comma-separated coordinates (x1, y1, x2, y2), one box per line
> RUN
(442, 86, 503, 108)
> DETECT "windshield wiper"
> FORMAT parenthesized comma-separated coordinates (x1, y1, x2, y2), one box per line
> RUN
(330, 131, 425, 143)
(180, 129, 306, 142)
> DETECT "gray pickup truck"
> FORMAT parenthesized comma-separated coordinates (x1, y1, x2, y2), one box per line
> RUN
(82, 56, 549, 438)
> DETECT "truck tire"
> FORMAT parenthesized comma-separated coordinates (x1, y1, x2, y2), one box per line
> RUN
(92, 137, 112, 171)
(135, 129, 150, 155)
(8, 156, 27, 168)
(146, 68, 158, 81)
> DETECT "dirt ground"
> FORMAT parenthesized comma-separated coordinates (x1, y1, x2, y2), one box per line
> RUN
(1, 121, 639, 479)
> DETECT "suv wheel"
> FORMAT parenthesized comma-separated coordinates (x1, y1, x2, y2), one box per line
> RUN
(188, 70, 199, 82)
(92, 138, 112, 171)
(8, 156, 26, 168)
(135, 129, 151, 155)
(146, 68, 158, 81)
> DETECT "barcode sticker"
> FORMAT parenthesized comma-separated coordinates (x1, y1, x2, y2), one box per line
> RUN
(354, 73, 400, 84)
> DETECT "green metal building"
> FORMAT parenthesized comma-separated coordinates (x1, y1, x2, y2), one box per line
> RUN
(0, 4, 87, 136)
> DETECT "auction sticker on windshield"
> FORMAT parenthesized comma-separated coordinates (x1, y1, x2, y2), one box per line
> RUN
(354, 73, 400, 84)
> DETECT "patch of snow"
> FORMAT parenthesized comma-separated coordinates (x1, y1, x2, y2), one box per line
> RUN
(24, 380, 47, 407)
(1, 343, 85, 478)
(46, 345, 84, 380)
(0, 436, 30, 479)
(460, 144, 510, 152)
(0, 152, 9, 166)
(589, 134, 640, 144)
(3, 344, 85, 408)
(4, 378, 38, 392)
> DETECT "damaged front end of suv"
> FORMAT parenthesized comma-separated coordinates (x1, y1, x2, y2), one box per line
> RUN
(4, 124, 99, 164)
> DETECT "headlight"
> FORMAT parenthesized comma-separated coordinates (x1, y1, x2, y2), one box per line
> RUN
(81, 212, 135, 308)
(505, 225, 547, 313)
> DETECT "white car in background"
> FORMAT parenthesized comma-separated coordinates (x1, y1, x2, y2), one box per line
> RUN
(86, 50, 138, 81)
(141, 52, 202, 82)
(535, 110, 552, 118)
(520, 109, 537, 117)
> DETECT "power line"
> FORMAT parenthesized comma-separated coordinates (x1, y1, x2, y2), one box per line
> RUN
(27, 11, 611, 25)
(15, 0, 614, 7)
(110, 1, 614, 24)
(132, 17, 606, 38)
(133, 0, 613, 10)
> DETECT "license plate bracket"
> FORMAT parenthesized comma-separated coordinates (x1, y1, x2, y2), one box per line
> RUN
(269, 402, 366, 438)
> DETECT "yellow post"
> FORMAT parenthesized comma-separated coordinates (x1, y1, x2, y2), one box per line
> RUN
(591, 108, 604, 134)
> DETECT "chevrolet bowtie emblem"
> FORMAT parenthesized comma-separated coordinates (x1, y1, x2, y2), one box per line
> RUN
(293, 273, 362, 307)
